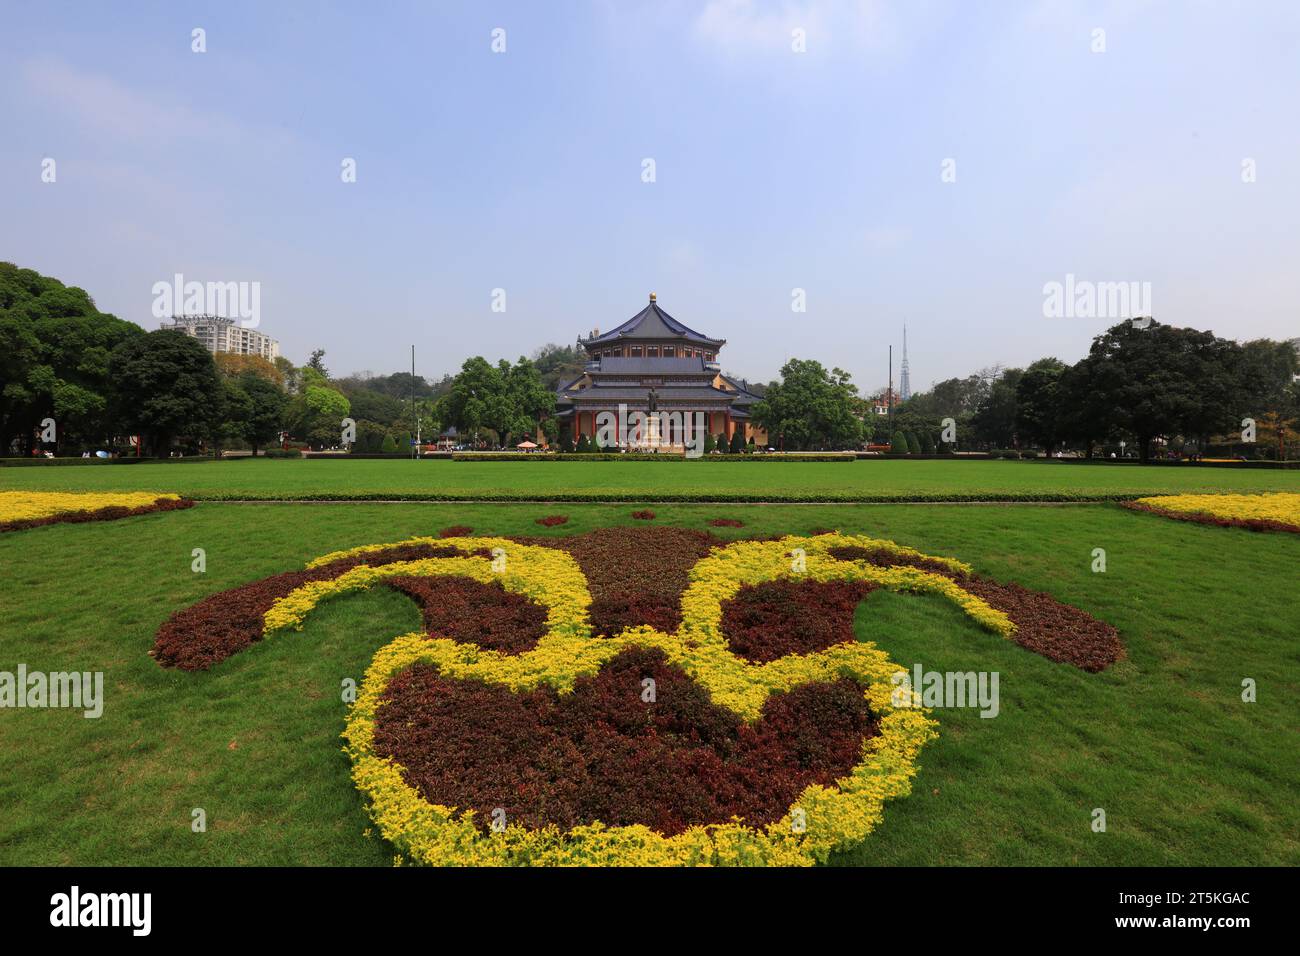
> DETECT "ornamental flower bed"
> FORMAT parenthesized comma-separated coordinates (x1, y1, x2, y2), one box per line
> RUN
(0, 491, 192, 532)
(154, 527, 1121, 865)
(1123, 493, 1300, 534)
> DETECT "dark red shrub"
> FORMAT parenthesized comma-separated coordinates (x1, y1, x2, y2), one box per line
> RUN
(372, 647, 876, 836)
(385, 575, 548, 654)
(720, 579, 874, 663)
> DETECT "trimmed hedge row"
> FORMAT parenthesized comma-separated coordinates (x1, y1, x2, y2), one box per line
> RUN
(451, 453, 855, 462)
(183, 490, 1138, 503)
(0, 456, 232, 467)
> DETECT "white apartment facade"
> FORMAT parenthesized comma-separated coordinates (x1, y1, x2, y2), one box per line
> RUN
(161, 315, 280, 360)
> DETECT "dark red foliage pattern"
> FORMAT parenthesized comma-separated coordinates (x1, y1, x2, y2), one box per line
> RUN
(826, 544, 1122, 671)
(535, 515, 569, 527)
(708, 518, 745, 528)
(153, 543, 488, 670)
(0, 496, 195, 533)
(372, 647, 877, 835)
(720, 579, 876, 663)
(384, 575, 548, 654)
(518, 526, 721, 637)
(438, 525, 474, 538)
(631, 510, 655, 520)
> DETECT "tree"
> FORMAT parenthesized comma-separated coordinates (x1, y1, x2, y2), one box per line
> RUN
(237, 371, 288, 456)
(109, 330, 222, 455)
(751, 359, 864, 450)
(1237, 339, 1300, 459)
(729, 429, 745, 454)
(905, 432, 921, 455)
(971, 368, 1024, 449)
(890, 430, 908, 454)
(306, 349, 329, 377)
(213, 377, 252, 453)
(286, 380, 351, 449)
(1015, 358, 1067, 452)
(531, 343, 588, 390)
(1079, 321, 1243, 462)
(704, 432, 717, 454)
(214, 353, 283, 387)
(381, 433, 399, 454)
(444, 356, 556, 448)
(920, 432, 935, 455)
(0, 262, 143, 454)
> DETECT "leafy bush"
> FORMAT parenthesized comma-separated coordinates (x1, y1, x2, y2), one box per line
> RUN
(890, 430, 909, 454)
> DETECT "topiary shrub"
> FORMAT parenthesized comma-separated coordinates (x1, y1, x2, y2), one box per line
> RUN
(920, 433, 935, 455)
(729, 431, 745, 454)
(905, 433, 921, 455)
(889, 430, 909, 454)
(380, 434, 399, 454)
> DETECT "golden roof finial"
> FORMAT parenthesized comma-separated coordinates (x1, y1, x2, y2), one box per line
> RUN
(649, 292, 657, 302)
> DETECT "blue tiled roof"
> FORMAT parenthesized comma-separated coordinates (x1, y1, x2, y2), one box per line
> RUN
(586, 299, 724, 348)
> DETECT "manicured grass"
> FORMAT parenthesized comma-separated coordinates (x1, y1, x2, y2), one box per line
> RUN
(1, 501, 1295, 865)
(2, 457, 1299, 502)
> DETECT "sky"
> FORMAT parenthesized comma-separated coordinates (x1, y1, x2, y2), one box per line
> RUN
(2, 0, 1297, 394)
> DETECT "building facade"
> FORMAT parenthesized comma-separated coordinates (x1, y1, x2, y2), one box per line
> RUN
(161, 315, 280, 360)
(556, 294, 768, 449)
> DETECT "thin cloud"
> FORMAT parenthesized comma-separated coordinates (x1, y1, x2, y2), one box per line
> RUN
(21, 56, 288, 147)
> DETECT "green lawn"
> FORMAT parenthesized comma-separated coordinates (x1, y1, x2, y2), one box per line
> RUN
(1, 501, 1295, 865)
(3, 457, 1299, 501)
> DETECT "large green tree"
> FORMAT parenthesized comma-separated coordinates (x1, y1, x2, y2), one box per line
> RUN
(1078, 321, 1244, 461)
(109, 330, 222, 455)
(444, 356, 555, 448)
(236, 371, 289, 455)
(971, 368, 1024, 448)
(1015, 358, 1068, 452)
(1, 262, 143, 453)
(752, 359, 864, 450)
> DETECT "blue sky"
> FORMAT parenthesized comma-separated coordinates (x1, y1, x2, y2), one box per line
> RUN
(2, 0, 1297, 393)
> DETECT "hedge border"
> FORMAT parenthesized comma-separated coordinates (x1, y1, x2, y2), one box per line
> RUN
(183, 491, 1144, 503)
(451, 453, 856, 462)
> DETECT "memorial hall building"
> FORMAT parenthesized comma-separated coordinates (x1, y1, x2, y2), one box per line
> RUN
(556, 294, 768, 449)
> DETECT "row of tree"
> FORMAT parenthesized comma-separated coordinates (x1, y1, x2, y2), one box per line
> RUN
(878, 322, 1299, 461)
(5, 262, 1296, 460)
(1, 261, 579, 455)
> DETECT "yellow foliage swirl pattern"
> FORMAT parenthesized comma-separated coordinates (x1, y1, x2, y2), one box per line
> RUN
(0, 490, 181, 524)
(264, 532, 1014, 866)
